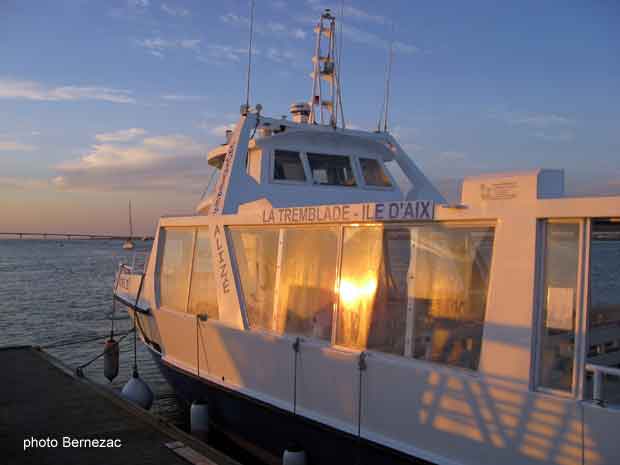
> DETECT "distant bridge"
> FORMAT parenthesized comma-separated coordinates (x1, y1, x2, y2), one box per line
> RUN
(0, 232, 154, 241)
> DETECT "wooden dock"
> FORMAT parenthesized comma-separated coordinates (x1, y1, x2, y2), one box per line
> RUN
(1, 346, 241, 465)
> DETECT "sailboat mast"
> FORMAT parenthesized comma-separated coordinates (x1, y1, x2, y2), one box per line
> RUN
(128, 201, 133, 237)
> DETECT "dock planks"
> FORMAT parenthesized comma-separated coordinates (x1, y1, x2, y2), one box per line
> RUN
(0, 346, 241, 465)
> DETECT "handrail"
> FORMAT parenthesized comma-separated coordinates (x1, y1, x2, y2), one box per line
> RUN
(586, 363, 620, 377)
(585, 363, 620, 405)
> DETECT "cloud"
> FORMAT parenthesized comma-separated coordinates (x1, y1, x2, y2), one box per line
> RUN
(0, 78, 135, 103)
(220, 13, 307, 40)
(129, 0, 149, 8)
(489, 110, 576, 142)
(135, 37, 201, 57)
(161, 3, 189, 17)
(162, 94, 207, 102)
(0, 139, 37, 151)
(54, 133, 210, 192)
(198, 44, 256, 65)
(534, 130, 574, 142)
(510, 114, 574, 128)
(341, 23, 418, 54)
(491, 110, 575, 128)
(306, 0, 387, 25)
(438, 151, 468, 162)
(265, 47, 297, 63)
(95, 128, 146, 143)
(108, 0, 150, 18)
(209, 123, 236, 137)
(391, 126, 421, 151)
(0, 176, 50, 190)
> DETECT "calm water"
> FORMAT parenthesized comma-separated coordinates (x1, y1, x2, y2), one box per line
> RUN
(0, 239, 185, 425)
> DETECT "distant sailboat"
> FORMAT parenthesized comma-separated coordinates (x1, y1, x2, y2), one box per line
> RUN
(122, 201, 135, 250)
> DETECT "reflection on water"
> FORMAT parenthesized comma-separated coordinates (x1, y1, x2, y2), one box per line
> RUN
(0, 239, 186, 426)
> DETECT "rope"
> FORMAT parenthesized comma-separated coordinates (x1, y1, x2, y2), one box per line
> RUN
(196, 316, 200, 378)
(356, 352, 367, 465)
(292, 337, 300, 415)
(132, 309, 138, 373)
(43, 330, 133, 349)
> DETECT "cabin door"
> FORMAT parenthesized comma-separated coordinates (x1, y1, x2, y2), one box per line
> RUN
(581, 219, 620, 465)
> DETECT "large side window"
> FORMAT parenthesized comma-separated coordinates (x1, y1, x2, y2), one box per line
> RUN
(275, 227, 339, 340)
(336, 224, 494, 370)
(273, 150, 306, 182)
(230, 228, 279, 330)
(586, 219, 620, 403)
(307, 153, 356, 187)
(230, 226, 339, 340)
(188, 228, 218, 319)
(159, 228, 194, 312)
(537, 221, 580, 392)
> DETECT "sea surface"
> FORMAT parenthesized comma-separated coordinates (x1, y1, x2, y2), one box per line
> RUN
(0, 239, 185, 426)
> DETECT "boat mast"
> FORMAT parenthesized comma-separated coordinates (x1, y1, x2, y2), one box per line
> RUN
(128, 201, 133, 238)
(309, 9, 342, 128)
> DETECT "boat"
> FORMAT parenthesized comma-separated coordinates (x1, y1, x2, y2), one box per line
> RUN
(123, 201, 135, 250)
(113, 9, 620, 465)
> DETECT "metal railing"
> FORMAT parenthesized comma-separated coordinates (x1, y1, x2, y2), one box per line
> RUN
(585, 363, 620, 406)
(130, 250, 150, 275)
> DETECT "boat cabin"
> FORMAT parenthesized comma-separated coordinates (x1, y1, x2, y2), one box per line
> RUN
(195, 113, 444, 216)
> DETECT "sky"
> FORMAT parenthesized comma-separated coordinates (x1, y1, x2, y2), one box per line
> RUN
(1, 0, 619, 235)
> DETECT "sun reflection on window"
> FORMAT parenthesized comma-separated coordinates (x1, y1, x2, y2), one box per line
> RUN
(338, 275, 378, 311)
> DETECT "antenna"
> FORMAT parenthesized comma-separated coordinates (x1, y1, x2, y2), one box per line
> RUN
(244, 0, 256, 111)
(336, 0, 345, 128)
(378, 23, 395, 132)
(309, 9, 342, 128)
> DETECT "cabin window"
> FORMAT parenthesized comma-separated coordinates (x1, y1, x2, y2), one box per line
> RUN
(537, 221, 580, 392)
(247, 148, 262, 183)
(158, 228, 194, 312)
(359, 157, 392, 187)
(585, 219, 620, 403)
(230, 228, 279, 331)
(336, 224, 494, 370)
(274, 227, 339, 340)
(273, 150, 306, 182)
(307, 153, 356, 187)
(231, 225, 339, 339)
(384, 160, 413, 196)
(187, 228, 218, 319)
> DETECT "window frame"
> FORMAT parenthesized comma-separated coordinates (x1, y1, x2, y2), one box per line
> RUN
(532, 218, 589, 399)
(156, 226, 220, 319)
(227, 224, 340, 344)
(269, 149, 311, 186)
(187, 227, 220, 320)
(229, 220, 497, 375)
(155, 226, 197, 314)
(268, 150, 400, 191)
(356, 155, 395, 190)
(306, 152, 359, 188)
(331, 222, 496, 372)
